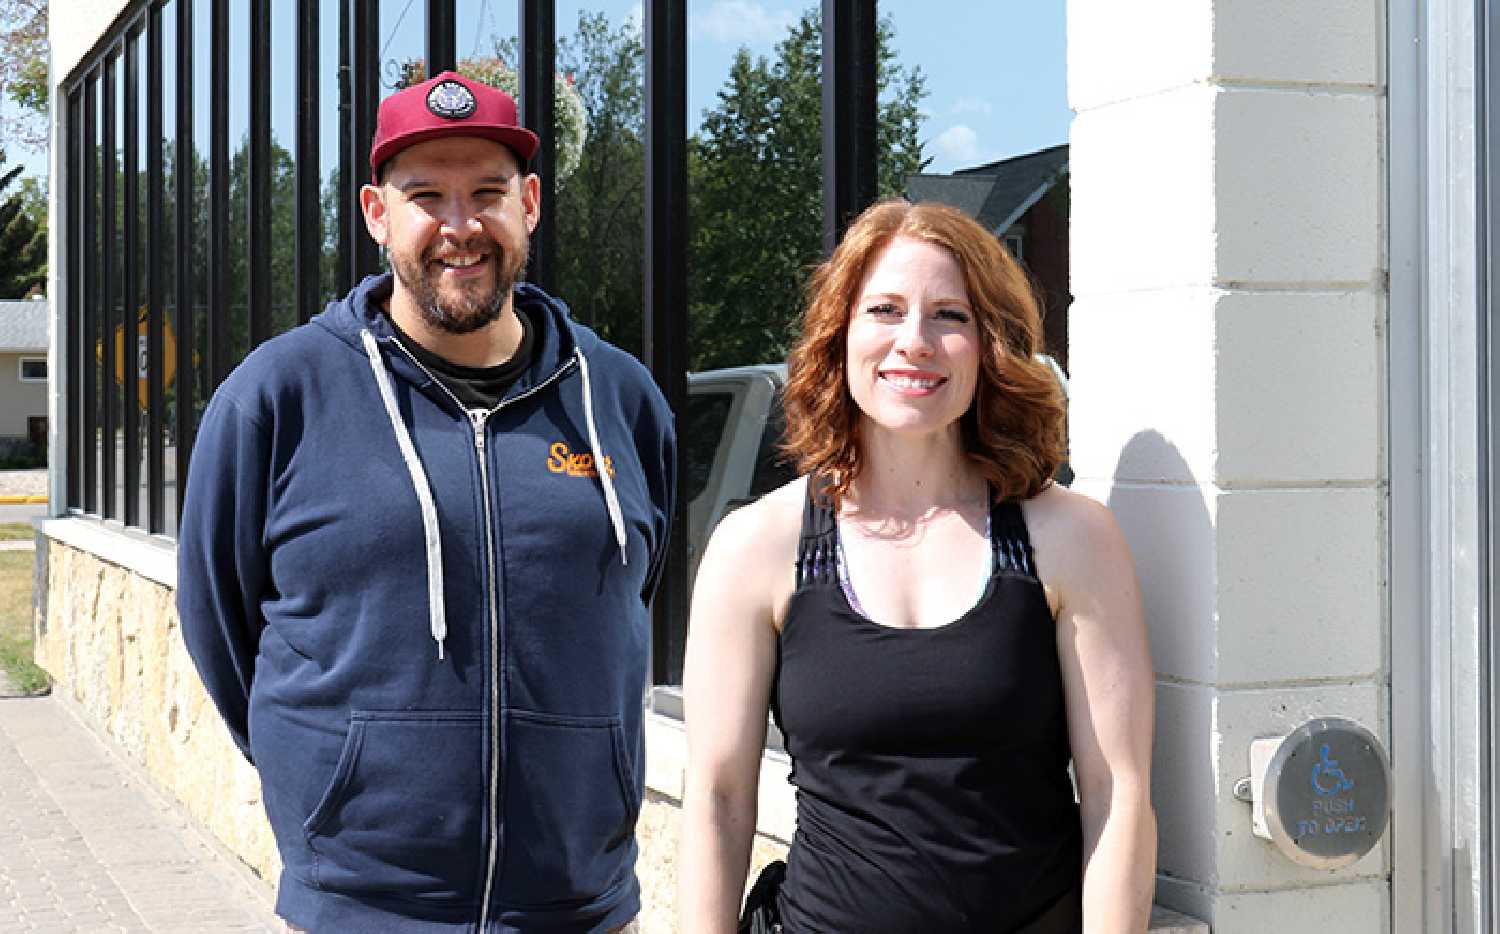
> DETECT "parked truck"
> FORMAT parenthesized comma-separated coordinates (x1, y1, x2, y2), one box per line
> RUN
(684, 364, 793, 585)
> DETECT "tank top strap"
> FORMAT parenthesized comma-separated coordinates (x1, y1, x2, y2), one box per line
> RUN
(796, 475, 839, 589)
(990, 497, 1038, 578)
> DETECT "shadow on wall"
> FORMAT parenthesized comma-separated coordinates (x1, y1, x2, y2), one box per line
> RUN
(1103, 429, 1216, 906)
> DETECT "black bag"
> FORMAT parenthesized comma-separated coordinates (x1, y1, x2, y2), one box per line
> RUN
(737, 860, 787, 934)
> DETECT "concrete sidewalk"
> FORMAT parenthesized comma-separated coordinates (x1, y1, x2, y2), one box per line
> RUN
(0, 471, 45, 506)
(0, 695, 280, 933)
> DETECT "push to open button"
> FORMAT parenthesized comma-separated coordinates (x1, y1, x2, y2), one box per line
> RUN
(1234, 717, 1391, 870)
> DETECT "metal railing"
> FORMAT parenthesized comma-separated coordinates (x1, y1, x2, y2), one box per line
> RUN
(61, 0, 879, 683)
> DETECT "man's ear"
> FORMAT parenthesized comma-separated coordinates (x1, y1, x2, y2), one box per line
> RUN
(360, 183, 389, 245)
(522, 173, 541, 235)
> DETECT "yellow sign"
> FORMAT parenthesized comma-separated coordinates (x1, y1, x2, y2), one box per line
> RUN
(95, 306, 177, 410)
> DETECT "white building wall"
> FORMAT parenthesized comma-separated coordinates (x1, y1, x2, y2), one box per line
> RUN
(0, 352, 48, 439)
(49, 1, 133, 86)
(1067, 2, 1389, 931)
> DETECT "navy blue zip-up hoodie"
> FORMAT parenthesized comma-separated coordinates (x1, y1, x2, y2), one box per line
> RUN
(177, 274, 676, 932)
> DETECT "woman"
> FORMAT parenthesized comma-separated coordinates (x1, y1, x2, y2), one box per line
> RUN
(678, 200, 1156, 933)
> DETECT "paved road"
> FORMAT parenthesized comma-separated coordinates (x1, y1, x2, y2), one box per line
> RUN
(0, 505, 45, 526)
(0, 696, 280, 933)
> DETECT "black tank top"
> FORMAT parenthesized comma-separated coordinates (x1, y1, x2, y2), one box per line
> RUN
(771, 482, 1083, 933)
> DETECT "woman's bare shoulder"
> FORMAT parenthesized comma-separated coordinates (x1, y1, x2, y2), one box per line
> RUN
(1020, 483, 1135, 588)
(1024, 482, 1122, 534)
(694, 476, 809, 628)
(701, 475, 809, 568)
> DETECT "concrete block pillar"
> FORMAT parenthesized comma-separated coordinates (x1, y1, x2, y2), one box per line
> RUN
(1066, 2, 1388, 930)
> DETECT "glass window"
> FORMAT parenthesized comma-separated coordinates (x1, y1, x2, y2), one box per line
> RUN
(682, 391, 733, 505)
(270, 0, 298, 335)
(456, 0, 518, 70)
(19, 357, 47, 382)
(189, 0, 212, 450)
(319, 0, 342, 304)
(108, 50, 125, 521)
(688, 6, 825, 376)
(554, 8, 644, 359)
(226, 0, 250, 370)
(159, 0, 180, 533)
(881, 0, 1069, 369)
(748, 392, 794, 498)
(380, 0, 430, 93)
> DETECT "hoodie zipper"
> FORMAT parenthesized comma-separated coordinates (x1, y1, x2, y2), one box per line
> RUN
(386, 337, 575, 932)
(468, 405, 503, 934)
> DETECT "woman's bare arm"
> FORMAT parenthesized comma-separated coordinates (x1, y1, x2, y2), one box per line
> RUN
(678, 483, 800, 933)
(1031, 487, 1157, 934)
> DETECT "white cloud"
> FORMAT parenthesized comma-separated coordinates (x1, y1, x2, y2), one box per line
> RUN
(623, 2, 644, 32)
(950, 96, 993, 117)
(691, 1, 797, 44)
(933, 124, 983, 165)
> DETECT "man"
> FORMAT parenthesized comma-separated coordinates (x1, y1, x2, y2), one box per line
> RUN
(177, 72, 675, 933)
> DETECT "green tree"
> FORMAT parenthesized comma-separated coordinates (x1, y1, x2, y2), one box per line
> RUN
(554, 12, 646, 357)
(0, 160, 45, 296)
(0, 0, 47, 156)
(689, 9, 927, 370)
(221, 137, 300, 353)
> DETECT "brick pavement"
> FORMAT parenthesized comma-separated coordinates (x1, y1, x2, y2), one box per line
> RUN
(0, 696, 280, 933)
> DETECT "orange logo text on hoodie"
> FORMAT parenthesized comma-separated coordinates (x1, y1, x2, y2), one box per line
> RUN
(547, 442, 615, 479)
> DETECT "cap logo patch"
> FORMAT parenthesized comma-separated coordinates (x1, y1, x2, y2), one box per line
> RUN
(426, 80, 477, 119)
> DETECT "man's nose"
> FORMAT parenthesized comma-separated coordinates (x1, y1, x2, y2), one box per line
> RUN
(436, 200, 483, 236)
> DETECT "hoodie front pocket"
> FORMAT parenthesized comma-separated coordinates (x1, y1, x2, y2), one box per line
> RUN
(303, 710, 485, 903)
(498, 710, 639, 907)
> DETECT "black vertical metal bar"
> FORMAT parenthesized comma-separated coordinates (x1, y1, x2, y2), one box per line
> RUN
(83, 74, 99, 515)
(296, 0, 321, 324)
(67, 88, 83, 510)
(426, 0, 455, 74)
(351, 0, 380, 280)
(147, 4, 165, 532)
(123, 29, 140, 528)
(337, 0, 352, 294)
(644, 0, 688, 683)
(210, 0, 230, 389)
(821, 0, 877, 253)
(519, 0, 555, 293)
(102, 56, 118, 520)
(248, 0, 272, 346)
(175, 0, 195, 523)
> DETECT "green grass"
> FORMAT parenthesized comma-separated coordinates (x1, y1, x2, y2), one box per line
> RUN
(0, 523, 33, 542)
(0, 551, 49, 695)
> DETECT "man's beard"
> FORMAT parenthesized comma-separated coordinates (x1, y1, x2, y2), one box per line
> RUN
(391, 235, 529, 335)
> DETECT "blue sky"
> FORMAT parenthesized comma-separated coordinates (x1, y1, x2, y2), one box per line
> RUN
(543, 0, 1069, 173)
(5, 0, 1067, 182)
(675, 0, 1070, 173)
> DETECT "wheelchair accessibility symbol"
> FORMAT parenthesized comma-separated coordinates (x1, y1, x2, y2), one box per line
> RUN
(1260, 717, 1390, 868)
(1311, 744, 1355, 797)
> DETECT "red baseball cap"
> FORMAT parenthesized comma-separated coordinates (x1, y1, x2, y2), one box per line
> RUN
(369, 71, 541, 180)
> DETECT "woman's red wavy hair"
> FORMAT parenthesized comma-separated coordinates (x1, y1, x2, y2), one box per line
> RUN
(782, 199, 1066, 504)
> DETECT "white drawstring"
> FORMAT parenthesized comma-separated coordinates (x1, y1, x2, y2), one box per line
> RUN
(360, 329, 449, 659)
(575, 348, 628, 566)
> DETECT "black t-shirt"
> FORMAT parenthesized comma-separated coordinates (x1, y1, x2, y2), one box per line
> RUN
(388, 311, 536, 411)
(771, 482, 1083, 933)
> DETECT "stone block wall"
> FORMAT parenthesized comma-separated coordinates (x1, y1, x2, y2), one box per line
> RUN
(1067, 0, 1388, 931)
(33, 537, 279, 884)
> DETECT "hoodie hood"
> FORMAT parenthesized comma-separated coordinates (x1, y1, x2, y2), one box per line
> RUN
(314, 273, 588, 399)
